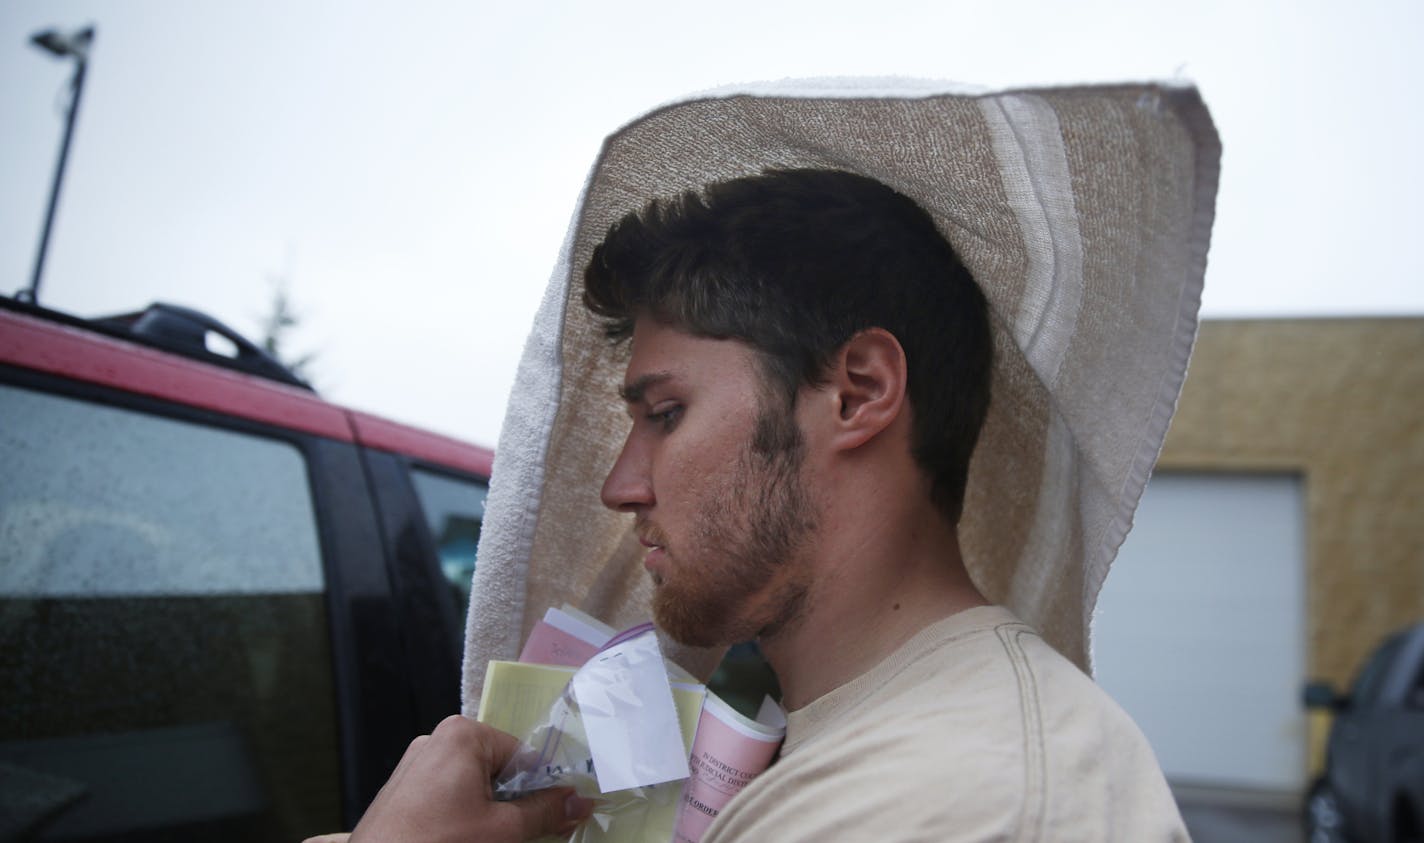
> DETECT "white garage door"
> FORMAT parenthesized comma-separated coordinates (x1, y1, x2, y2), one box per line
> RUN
(1092, 471, 1307, 792)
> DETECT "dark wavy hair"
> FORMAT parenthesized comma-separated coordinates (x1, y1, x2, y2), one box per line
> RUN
(583, 168, 992, 523)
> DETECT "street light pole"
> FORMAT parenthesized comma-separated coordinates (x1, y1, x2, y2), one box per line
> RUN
(22, 25, 95, 305)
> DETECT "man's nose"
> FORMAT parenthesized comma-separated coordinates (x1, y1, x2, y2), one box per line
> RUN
(601, 431, 654, 512)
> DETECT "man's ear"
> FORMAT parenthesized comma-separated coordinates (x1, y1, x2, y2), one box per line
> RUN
(825, 328, 908, 452)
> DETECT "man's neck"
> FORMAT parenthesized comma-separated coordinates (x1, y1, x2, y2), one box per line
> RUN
(757, 494, 987, 711)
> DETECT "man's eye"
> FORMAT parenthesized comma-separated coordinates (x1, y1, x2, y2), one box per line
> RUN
(647, 406, 682, 430)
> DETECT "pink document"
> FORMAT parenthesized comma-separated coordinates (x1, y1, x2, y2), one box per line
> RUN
(518, 619, 602, 667)
(673, 693, 784, 843)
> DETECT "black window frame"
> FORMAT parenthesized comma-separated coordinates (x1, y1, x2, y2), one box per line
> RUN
(357, 451, 489, 733)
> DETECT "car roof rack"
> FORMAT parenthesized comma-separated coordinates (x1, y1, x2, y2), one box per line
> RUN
(2, 295, 314, 391)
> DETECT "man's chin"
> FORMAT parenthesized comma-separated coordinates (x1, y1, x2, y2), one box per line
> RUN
(653, 611, 720, 649)
(653, 591, 737, 649)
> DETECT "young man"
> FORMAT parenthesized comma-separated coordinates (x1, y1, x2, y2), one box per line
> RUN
(584, 168, 1187, 841)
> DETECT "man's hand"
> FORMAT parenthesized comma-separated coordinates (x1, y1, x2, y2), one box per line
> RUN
(306, 715, 594, 843)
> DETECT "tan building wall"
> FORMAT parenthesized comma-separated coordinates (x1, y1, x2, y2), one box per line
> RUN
(1159, 318, 1424, 688)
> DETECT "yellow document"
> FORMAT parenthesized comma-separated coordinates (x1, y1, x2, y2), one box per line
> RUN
(478, 660, 705, 843)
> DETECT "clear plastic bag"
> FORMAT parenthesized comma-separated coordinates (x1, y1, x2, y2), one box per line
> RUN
(493, 624, 691, 842)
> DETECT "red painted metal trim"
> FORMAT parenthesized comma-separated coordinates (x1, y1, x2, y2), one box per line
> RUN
(1, 309, 354, 440)
(2, 309, 497, 474)
(349, 411, 494, 478)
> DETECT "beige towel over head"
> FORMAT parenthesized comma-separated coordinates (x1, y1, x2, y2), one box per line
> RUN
(462, 79, 1221, 710)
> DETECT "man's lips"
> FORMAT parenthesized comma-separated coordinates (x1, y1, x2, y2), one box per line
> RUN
(637, 532, 668, 573)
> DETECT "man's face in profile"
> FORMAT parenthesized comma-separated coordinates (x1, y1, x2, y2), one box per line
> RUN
(601, 319, 819, 647)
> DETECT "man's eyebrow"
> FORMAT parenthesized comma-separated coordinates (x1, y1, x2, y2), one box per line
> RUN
(618, 372, 673, 404)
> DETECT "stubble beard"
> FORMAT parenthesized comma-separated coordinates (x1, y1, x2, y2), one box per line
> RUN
(652, 402, 819, 648)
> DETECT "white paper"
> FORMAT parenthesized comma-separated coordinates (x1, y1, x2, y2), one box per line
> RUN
(755, 695, 787, 731)
(571, 631, 690, 793)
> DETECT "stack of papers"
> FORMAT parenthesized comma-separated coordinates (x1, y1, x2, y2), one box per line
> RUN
(478, 606, 785, 843)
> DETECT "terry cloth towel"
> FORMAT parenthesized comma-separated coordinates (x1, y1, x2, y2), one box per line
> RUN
(462, 78, 1220, 709)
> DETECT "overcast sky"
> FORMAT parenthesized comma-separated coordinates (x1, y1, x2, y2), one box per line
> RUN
(3, 1, 1420, 445)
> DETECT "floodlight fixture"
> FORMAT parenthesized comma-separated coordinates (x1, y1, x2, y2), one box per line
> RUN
(31, 27, 94, 59)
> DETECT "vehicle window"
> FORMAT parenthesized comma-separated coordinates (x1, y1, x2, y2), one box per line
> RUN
(1405, 635, 1424, 710)
(1408, 663, 1424, 710)
(409, 467, 488, 613)
(0, 383, 341, 841)
(1350, 633, 1404, 709)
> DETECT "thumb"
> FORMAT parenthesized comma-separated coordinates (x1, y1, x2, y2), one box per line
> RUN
(497, 787, 596, 840)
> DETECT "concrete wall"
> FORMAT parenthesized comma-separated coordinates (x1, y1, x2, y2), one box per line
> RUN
(1158, 317, 1424, 688)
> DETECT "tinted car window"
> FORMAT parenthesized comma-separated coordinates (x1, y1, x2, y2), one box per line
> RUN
(1350, 633, 1404, 709)
(0, 383, 341, 840)
(409, 467, 488, 613)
